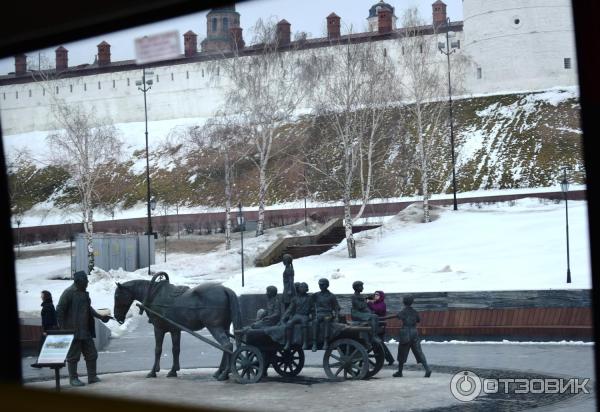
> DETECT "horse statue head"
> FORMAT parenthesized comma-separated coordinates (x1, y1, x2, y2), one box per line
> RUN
(113, 282, 135, 324)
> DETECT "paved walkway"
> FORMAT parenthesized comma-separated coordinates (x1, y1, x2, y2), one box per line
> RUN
(23, 319, 597, 411)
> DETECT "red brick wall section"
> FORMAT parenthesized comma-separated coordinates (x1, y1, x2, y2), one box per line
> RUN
(383, 307, 593, 339)
(12, 190, 586, 244)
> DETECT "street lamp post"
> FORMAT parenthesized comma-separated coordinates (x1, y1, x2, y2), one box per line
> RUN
(15, 217, 22, 258)
(148, 197, 156, 274)
(560, 169, 571, 284)
(136, 68, 155, 275)
(237, 203, 246, 287)
(438, 17, 459, 211)
(304, 196, 307, 227)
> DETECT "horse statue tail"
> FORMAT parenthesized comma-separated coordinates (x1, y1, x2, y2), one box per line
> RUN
(224, 287, 242, 331)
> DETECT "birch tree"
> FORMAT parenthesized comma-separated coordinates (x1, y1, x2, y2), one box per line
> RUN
(306, 34, 397, 258)
(47, 104, 122, 273)
(217, 19, 315, 236)
(396, 8, 467, 222)
(188, 117, 248, 250)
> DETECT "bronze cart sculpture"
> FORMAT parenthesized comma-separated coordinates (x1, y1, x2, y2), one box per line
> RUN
(113, 272, 386, 384)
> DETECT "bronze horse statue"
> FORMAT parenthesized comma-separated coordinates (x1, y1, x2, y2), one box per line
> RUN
(113, 272, 241, 380)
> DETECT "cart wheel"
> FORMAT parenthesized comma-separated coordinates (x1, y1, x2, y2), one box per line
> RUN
(273, 346, 305, 377)
(231, 345, 264, 384)
(323, 338, 369, 380)
(364, 342, 385, 378)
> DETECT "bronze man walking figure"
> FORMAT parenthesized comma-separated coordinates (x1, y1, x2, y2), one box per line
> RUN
(393, 295, 431, 378)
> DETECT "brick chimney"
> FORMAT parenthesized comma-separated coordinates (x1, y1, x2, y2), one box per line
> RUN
(97, 41, 111, 66)
(432, 0, 447, 29)
(378, 8, 393, 34)
(229, 27, 245, 50)
(276, 19, 291, 46)
(55, 46, 68, 70)
(15, 54, 27, 75)
(327, 13, 341, 39)
(183, 30, 198, 57)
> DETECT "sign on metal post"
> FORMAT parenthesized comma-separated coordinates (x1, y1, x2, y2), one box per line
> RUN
(135, 30, 181, 65)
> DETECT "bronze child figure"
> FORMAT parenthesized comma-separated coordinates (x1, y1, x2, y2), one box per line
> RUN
(250, 285, 282, 329)
(393, 295, 431, 378)
(281, 282, 312, 350)
(350, 281, 382, 344)
(310, 278, 340, 352)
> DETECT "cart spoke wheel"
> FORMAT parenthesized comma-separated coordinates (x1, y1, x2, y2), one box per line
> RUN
(273, 346, 305, 377)
(364, 342, 386, 379)
(323, 339, 369, 381)
(231, 345, 264, 384)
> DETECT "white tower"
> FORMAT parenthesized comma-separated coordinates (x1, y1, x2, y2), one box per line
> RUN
(462, 0, 578, 94)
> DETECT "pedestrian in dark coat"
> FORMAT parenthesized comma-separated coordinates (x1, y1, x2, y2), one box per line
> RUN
(56, 271, 111, 387)
(38, 290, 58, 354)
(40, 290, 58, 333)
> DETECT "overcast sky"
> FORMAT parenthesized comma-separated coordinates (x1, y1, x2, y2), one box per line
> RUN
(0, 0, 462, 75)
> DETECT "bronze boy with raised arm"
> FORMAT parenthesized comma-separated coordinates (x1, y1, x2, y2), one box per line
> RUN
(281, 254, 296, 310)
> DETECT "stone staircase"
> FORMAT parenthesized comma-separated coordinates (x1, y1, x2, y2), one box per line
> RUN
(254, 221, 381, 266)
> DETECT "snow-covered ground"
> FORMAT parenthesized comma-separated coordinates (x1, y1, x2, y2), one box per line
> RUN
(15, 197, 591, 337)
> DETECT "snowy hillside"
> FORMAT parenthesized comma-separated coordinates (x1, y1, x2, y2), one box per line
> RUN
(3, 88, 583, 223)
(14, 198, 591, 337)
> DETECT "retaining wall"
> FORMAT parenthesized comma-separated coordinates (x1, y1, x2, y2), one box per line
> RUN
(239, 289, 593, 341)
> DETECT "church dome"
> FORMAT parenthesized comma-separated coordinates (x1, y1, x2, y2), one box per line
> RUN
(368, 1, 395, 18)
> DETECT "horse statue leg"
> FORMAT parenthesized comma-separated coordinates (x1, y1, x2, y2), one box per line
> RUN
(208, 326, 233, 381)
(148, 326, 166, 378)
(166, 330, 181, 378)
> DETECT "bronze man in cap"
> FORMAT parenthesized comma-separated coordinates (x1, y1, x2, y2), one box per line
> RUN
(56, 271, 111, 386)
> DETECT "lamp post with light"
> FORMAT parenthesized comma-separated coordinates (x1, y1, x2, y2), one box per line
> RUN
(560, 169, 571, 284)
(237, 203, 246, 287)
(15, 216, 22, 258)
(136, 68, 155, 275)
(438, 17, 459, 211)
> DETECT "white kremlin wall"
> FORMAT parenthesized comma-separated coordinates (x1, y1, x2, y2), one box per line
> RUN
(462, 0, 578, 94)
(0, 60, 229, 135)
(0, 0, 579, 136)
